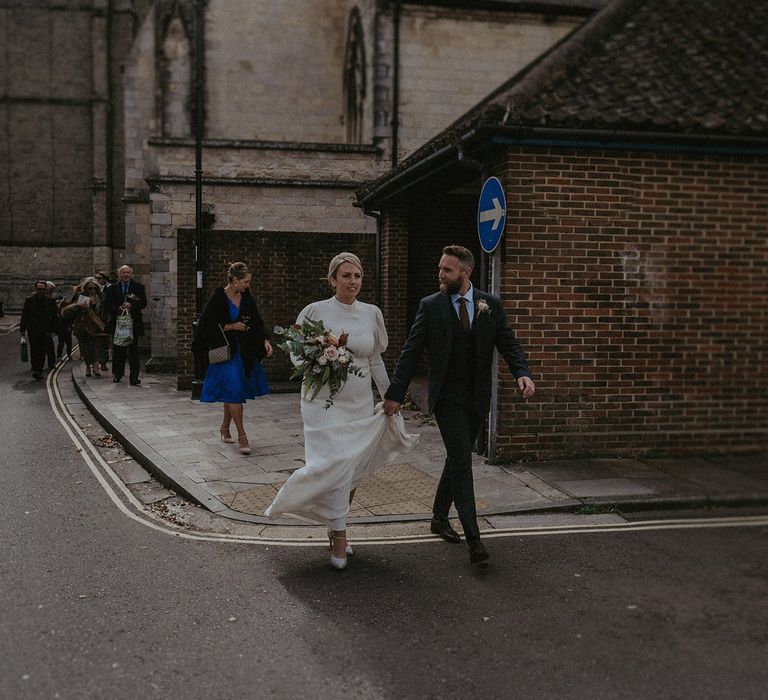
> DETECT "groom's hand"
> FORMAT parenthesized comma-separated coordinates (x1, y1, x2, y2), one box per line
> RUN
(383, 399, 401, 416)
(517, 376, 535, 398)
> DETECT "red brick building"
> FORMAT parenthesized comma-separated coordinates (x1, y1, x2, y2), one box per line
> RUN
(357, 0, 768, 461)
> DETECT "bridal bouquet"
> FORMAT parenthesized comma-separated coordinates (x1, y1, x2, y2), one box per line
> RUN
(273, 318, 365, 408)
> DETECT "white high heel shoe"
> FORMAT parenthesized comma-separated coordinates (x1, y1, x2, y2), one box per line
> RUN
(328, 528, 353, 556)
(329, 531, 348, 570)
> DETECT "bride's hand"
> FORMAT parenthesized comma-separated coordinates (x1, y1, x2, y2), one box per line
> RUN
(264, 339, 273, 357)
(383, 399, 401, 416)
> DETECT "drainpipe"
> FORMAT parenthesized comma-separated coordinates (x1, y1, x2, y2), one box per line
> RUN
(105, 0, 114, 268)
(191, 0, 206, 399)
(370, 210, 382, 304)
(391, 0, 401, 166)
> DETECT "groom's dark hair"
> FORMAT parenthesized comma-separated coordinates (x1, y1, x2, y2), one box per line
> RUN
(443, 245, 475, 271)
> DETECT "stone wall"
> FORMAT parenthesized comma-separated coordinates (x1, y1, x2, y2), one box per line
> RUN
(0, 6, 94, 247)
(397, 6, 580, 158)
(205, 0, 357, 142)
(0, 2, 138, 309)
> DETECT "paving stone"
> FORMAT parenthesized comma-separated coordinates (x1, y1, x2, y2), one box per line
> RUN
(510, 470, 572, 500)
(485, 513, 628, 528)
(229, 484, 280, 515)
(110, 459, 151, 485)
(554, 478, 658, 498)
(369, 501, 431, 516)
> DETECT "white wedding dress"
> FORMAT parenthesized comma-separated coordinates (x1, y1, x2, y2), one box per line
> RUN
(265, 297, 419, 527)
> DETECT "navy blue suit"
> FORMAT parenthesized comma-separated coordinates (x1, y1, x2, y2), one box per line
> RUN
(385, 289, 532, 539)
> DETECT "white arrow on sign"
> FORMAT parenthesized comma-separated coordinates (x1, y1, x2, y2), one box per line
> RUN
(479, 197, 506, 231)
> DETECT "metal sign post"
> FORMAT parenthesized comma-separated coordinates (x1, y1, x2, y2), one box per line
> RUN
(477, 177, 506, 461)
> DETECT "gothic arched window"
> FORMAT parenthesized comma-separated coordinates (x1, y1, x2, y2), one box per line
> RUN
(343, 9, 366, 144)
(161, 11, 192, 137)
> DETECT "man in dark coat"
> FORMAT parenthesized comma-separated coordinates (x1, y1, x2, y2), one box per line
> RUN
(104, 265, 147, 385)
(384, 245, 535, 564)
(20, 280, 59, 380)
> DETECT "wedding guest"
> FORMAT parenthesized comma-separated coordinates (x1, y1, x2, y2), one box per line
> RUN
(94, 270, 112, 292)
(192, 262, 273, 455)
(104, 265, 147, 385)
(94, 270, 112, 371)
(19, 280, 59, 380)
(265, 252, 418, 570)
(61, 277, 108, 377)
(56, 290, 74, 361)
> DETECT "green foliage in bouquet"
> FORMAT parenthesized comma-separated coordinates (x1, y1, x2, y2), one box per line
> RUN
(273, 317, 365, 408)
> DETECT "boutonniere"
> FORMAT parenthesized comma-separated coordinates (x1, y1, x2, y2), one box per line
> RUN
(476, 299, 490, 316)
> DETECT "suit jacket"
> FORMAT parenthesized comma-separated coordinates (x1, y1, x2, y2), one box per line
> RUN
(104, 279, 147, 337)
(385, 289, 532, 416)
(191, 286, 269, 376)
(20, 294, 59, 336)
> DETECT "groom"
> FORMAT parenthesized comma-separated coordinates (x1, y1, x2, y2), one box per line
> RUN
(383, 245, 535, 564)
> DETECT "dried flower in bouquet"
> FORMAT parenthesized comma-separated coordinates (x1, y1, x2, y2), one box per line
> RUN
(273, 318, 365, 408)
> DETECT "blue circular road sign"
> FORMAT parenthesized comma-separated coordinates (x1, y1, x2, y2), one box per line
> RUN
(477, 176, 506, 254)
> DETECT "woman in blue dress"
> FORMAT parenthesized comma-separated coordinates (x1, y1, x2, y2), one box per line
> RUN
(192, 262, 272, 454)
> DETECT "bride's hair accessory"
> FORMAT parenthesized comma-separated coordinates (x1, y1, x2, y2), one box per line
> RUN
(327, 252, 363, 284)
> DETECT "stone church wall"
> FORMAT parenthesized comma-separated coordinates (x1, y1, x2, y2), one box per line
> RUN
(397, 6, 580, 158)
(204, 0, 358, 143)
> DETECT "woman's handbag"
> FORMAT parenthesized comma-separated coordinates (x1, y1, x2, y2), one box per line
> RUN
(208, 324, 231, 364)
(20, 336, 28, 363)
(113, 309, 134, 346)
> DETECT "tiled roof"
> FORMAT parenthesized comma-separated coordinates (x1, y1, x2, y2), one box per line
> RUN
(359, 0, 768, 204)
(500, 0, 768, 135)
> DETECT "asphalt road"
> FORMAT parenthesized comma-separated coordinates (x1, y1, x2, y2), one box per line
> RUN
(2, 329, 767, 699)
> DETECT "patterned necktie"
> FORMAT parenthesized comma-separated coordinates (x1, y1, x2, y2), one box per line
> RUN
(458, 297, 470, 332)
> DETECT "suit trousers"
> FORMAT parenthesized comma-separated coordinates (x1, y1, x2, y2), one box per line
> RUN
(432, 400, 483, 540)
(112, 337, 140, 381)
(29, 332, 56, 373)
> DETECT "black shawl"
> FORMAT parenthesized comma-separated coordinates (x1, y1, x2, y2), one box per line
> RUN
(191, 287, 269, 376)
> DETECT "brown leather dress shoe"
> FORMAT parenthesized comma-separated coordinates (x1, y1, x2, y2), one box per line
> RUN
(468, 539, 489, 564)
(430, 517, 462, 543)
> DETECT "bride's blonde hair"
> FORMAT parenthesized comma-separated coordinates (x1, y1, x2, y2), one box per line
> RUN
(327, 252, 363, 286)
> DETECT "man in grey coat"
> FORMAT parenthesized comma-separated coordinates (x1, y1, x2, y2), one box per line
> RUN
(384, 245, 535, 564)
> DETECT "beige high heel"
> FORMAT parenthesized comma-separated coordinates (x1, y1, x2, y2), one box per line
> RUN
(329, 530, 348, 570)
(219, 426, 234, 443)
(327, 528, 353, 556)
(237, 434, 251, 455)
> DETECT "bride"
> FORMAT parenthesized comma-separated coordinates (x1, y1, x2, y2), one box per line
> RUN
(265, 252, 418, 569)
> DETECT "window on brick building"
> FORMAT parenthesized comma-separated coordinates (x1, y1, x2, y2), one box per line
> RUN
(343, 8, 366, 144)
(161, 12, 192, 138)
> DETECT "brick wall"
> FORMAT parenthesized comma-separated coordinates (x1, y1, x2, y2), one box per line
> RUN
(379, 147, 768, 460)
(493, 147, 768, 460)
(177, 229, 377, 389)
(379, 204, 410, 369)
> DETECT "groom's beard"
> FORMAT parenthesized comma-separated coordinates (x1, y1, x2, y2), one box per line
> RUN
(440, 280, 462, 295)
